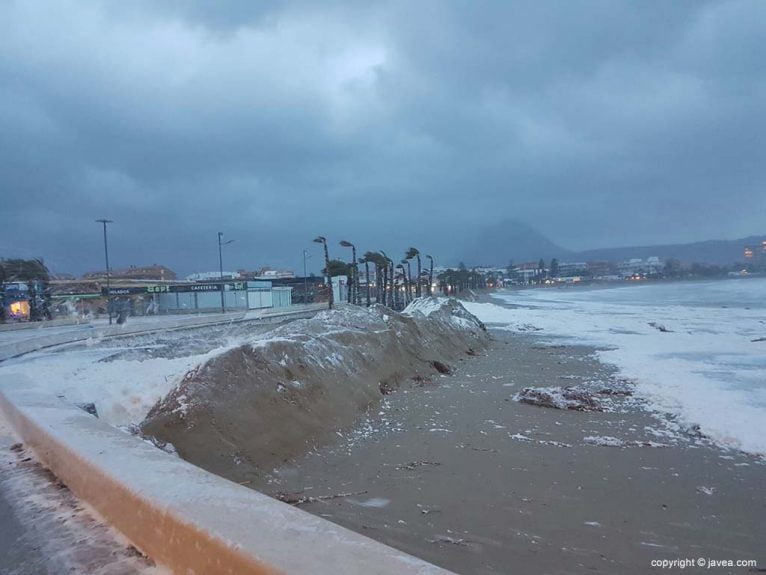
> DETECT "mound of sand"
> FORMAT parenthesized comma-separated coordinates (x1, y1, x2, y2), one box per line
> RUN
(141, 298, 488, 481)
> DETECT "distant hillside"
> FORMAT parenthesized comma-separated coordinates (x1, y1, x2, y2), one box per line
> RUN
(460, 221, 762, 266)
(459, 221, 573, 267)
(578, 236, 765, 266)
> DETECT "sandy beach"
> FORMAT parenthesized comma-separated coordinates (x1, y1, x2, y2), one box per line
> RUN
(8, 295, 762, 574)
(250, 329, 765, 575)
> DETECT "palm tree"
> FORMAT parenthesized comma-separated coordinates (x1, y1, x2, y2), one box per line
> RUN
(313, 236, 333, 309)
(380, 250, 395, 308)
(0, 258, 51, 322)
(378, 252, 389, 306)
(359, 257, 371, 307)
(323, 259, 350, 277)
(339, 240, 357, 304)
(363, 251, 384, 306)
(405, 247, 422, 298)
(396, 264, 407, 309)
(365, 252, 380, 305)
(400, 260, 411, 305)
(380, 256, 389, 306)
(425, 255, 434, 296)
(0, 258, 50, 283)
(390, 258, 396, 306)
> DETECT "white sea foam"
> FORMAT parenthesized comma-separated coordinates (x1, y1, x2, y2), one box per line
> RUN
(463, 278, 766, 456)
(0, 334, 246, 427)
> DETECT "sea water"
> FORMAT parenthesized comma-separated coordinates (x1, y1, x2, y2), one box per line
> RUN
(463, 278, 766, 456)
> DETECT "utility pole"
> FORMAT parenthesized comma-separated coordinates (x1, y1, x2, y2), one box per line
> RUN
(340, 240, 357, 305)
(303, 249, 310, 305)
(406, 259, 412, 302)
(313, 236, 333, 309)
(218, 232, 234, 314)
(426, 255, 434, 296)
(380, 250, 390, 308)
(95, 219, 113, 325)
(360, 257, 371, 307)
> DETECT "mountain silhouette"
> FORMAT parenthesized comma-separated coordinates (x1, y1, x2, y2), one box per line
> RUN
(459, 221, 763, 267)
(459, 220, 573, 266)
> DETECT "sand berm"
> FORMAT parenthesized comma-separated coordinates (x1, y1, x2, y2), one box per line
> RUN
(141, 298, 488, 482)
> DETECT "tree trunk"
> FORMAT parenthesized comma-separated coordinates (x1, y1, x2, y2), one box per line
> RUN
(429, 260, 434, 296)
(415, 255, 422, 297)
(389, 262, 395, 309)
(365, 261, 371, 307)
(323, 242, 333, 310)
(380, 265, 387, 306)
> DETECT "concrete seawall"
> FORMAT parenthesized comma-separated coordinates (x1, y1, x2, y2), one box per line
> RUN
(0, 305, 456, 574)
(0, 376, 454, 574)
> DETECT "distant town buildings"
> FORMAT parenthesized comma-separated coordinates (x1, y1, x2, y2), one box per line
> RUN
(557, 262, 588, 277)
(84, 265, 176, 281)
(251, 268, 295, 280)
(617, 257, 662, 278)
(185, 268, 297, 282)
(512, 262, 542, 284)
(185, 271, 240, 282)
(584, 261, 615, 278)
(504, 256, 664, 285)
(743, 241, 766, 261)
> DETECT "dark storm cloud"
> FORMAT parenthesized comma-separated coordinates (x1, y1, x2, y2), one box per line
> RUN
(0, 0, 763, 274)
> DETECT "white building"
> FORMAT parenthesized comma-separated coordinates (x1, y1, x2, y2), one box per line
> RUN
(185, 271, 241, 282)
(618, 257, 662, 277)
(556, 262, 587, 278)
(256, 269, 295, 279)
(157, 280, 292, 312)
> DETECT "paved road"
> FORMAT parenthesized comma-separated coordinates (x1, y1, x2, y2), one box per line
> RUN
(0, 483, 35, 574)
(0, 413, 158, 574)
(0, 306, 323, 348)
(0, 413, 42, 574)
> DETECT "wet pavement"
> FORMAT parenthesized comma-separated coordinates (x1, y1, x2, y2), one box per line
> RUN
(0, 414, 160, 575)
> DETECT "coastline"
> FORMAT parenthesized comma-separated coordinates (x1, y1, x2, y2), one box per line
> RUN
(4, 294, 763, 574)
(471, 281, 766, 457)
(251, 329, 766, 575)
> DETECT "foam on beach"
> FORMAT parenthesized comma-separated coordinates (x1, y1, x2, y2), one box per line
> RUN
(0, 333, 248, 427)
(140, 299, 489, 480)
(463, 278, 766, 457)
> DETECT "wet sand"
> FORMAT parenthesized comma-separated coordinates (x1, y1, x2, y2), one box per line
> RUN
(253, 331, 766, 575)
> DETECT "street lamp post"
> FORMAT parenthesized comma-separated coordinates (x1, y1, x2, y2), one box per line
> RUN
(313, 236, 333, 310)
(95, 219, 113, 325)
(359, 257, 371, 307)
(380, 250, 390, 308)
(426, 255, 434, 296)
(339, 240, 357, 305)
(218, 232, 234, 314)
(303, 249, 309, 305)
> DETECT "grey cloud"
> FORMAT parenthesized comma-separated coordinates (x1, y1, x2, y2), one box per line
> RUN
(0, 0, 763, 274)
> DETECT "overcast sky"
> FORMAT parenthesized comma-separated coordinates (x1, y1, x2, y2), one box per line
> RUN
(1, 1, 764, 275)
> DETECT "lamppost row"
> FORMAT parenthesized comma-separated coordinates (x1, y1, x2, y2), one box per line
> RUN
(95, 225, 433, 318)
(95, 219, 113, 324)
(218, 232, 234, 314)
